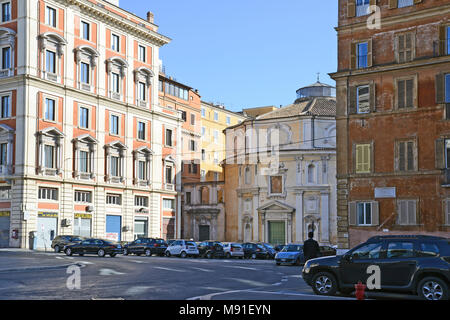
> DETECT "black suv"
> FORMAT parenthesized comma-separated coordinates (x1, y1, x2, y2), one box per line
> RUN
(302, 235, 450, 300)
(51, 235, 85, 253)
(123, 238, 168, 256)
(242, 242, 272, 259)
(197, 241, 225, 259)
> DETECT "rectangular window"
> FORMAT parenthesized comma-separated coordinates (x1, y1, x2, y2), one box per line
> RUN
(110, 156, 119, 176)
(112, 73, 120, 93)
(81, 21, 90, 41)
(445, 74, 450, 103)
(201, 108, 206, 118)
(46, 50, 56, 74)
(447, 26, 450, 56)
(185, 192, 191, 205)
(446, 139, 450, 169)
(138, 160, 146, 180)
(165, 129, 173, 146)
(181, 111, 187, 122)
(38, 187, 58, 200)
(138, 45, 146, 62)
(106, 194, 121, 205)
(201, 127, 205, 137)
(79, 151, 88, 173)
(356, 0, 370, 17)
(46, 7, 56, 27)
(355, 144, 371, 173)
(137, 121, 145, 140)
(357, 202, 372, 225)
(110, 114, 119, 135)
(75, 191, 92, 203)
(397, 33, 414, 63)
(357, 85, 370, 114)
(112, 34, 120, 52)
(44, 145, 55, 168)
(135, 196, 148, 207)
(45, 98, 56, 121)
(0, 143, 6, 165)
(226, 116, 231, 125)
(213, 130, 219, 144)
(163, 199, 174, 210)
(190, 114, 195, 125)
(397, 200, 417, 225)
(398, 0, 414, 8)
(80, 62, 90, 84)
(138, 82, 146, 101)
(189, 140, 196, 151)
(214, 111, 219, 121)
(0, 187, 11, 200)
(357, 42, 368, 68)
(165, 166, 172, 184)
(1, 2, 10, 22)
(397, 78, 414, 109)
(214, 151, 219, 164)
(201, 149, 206, 160)
(397, 140, 415, 172)
(1, 95, 9, 118)
(79, 107, 89, 128)
(1, 47, 10, 69)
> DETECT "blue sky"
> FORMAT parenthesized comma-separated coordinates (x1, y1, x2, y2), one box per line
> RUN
(120, 1, 338, 112)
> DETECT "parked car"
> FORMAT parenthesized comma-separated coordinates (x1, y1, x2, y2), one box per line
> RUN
(64, 238, 122, 257)
(123, 238, 167, 256)
(165, 240, 199, 258)
(51, 235, 85, 253)
(222, 242, 244, 259)
(274, 244, 286, 253)
(275, 244, 304, 266)
(167, 239, 176, 247)
(302, 235, 450, 300)
(198, 241, 225, 259)
(320, 245, 337, 257)
(259, 243, 277, 259)
(242, 242, 272, 259)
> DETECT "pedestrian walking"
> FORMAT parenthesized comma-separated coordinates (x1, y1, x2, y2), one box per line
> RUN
(303, 232, 320, 262)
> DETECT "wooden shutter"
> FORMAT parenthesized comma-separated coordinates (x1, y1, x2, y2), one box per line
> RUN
(398, 141, 406, 171)
(369, 0, 377, 5)
(367, 39, 373, 67)
(406, 79, 414, 108)
(435, 139, 446, 169)
(349, 202, 357, 226)
(398, 34, 405, 63)
(349, 86, 357, 115)
(439, 25, 447, 56)
(397, 79, 405, 109)
(355, 145, 363, 173)
(436, 73, 445, 104)
(389, 0, 398, 9)
(397, 200, 407, 225)
(347, 0, 356, 18)
(371, 201, 379, 226)
(446, 200, 450, 225)
(407, 200, 417, 225)
(413, 0, 423, 4)
(407, 141, 415, 171)
(350, 43, 357, 69)
(370, 82, 376, 112)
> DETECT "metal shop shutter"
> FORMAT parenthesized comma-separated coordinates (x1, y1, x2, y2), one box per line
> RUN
(106, 215, 122, 242)
(0, 213, 10, 247)
(74, 218, 91, 238)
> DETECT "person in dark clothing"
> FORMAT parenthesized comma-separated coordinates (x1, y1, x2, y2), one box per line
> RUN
(303, 232, 320, 262)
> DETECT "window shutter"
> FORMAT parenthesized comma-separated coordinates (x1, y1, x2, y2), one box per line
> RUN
(436, 73, 445, 104)
(369, 0, 377, 6)
(398, 141, 405, 171)
(347, 0, 356, 18)
(355, 145, 362, 173)
(398, 35, 405, 63)
(413, 0, 422, 4)
(370, 82, 376, 112)
(397, 80, 405, 109)
(349, 202, 357, 226)
(405, 33, 414, 62)
(435, 139, 446, 169)
(406, 78, 414, 108)
(439, 25, 447, 56)
(397, 200, 407, 225)
(371, 201, 379, 225)
(367, 39, 373, 67)
(349, 86, 357, 115)
(350, 43, 357, 69)
(389, 0, 398, 9)
(364, 144, 371, 172)
(446, 200, 450, 225)
(407, 141, 415, 171)
(408, 200, 417, 225)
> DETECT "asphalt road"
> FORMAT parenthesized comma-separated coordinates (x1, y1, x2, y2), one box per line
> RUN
(0, 250, 421, 300)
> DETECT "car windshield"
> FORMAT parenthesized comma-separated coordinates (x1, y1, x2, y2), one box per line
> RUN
(155, 239, 165, 244)
(186, 242, 196, 246)
(282, 245, 303, 252)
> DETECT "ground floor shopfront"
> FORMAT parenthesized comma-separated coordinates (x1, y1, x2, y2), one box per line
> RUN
(2, 179, 178, 249)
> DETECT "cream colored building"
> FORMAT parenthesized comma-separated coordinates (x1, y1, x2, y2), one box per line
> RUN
(224, 82, 338, 246)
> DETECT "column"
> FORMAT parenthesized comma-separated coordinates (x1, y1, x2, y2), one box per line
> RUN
(295, 191, 304, 242)
(237, 195, 242, 241)
(321, 191, 330, 243)
(252, 193, 259, 241)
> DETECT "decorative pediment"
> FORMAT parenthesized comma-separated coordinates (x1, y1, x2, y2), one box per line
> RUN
(105, 140, 127, 150)
(164, 155, 176, 163)
(39, 126, 65, 137)
(73, 134, 98, 144)
(0, 124, 14, 134)
(257, 200, 295, 213)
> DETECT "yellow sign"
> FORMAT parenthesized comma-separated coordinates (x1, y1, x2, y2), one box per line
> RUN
(74, 213, 92, 219)
(38, 212, 58, 218)
(0, 211, 10, 217)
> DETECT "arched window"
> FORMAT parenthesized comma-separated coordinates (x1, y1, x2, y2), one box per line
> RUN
(245, 166, 251, 185)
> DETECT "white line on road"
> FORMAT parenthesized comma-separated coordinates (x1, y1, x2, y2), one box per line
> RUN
(153, 266, 185, 272)
(191, 267, 213, 273)
(76, 261, 94, 265)
(131, 260, 144, 264)
(99, 268, 125, 276)
(223, 266, 259, 271)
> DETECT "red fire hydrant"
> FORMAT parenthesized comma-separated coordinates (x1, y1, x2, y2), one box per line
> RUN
(355, 281, 366, 300)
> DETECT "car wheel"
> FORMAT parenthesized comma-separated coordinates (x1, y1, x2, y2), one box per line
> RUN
(98, 249, 106, 257)
(276, 262, 281, 266)
(65, 248, 72, 256)
(206, 252, 212, 259)
(165, 251, 171, 257)
(418, 277, 449, 301)
(295, 258, 302, 266)
(265, 253, 270, 260)
(180, 251, 187, 258)
(145, 249, 152, 257)
(79, 253, 84, 256)
(110, 253, 116, 258)
(311, 272, 338, 296)
(226, 253, 232, 259)
(251, 253, 256, 260)
(123, 248, 128, 256)
(54, 245, 60, 253)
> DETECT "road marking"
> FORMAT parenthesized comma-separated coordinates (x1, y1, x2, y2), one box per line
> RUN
(99, 268, 125, 276)
(76, 261, 94, 265)
(153, 266, 185, 272)
(125, 286, 153, 296)
(55, 256, 64, 260)
(224, 266, 259, 271)
(131, 260, 144, 264)
(191, 267, 213, 273)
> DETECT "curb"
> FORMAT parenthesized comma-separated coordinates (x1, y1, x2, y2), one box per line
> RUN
(0, 262, 86, 274)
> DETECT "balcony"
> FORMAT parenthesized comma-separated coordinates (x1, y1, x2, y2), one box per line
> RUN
(45, 72, 58, 82)
(0, 69, 12, 78)
(0, 165, 10, 175)
(165, 183, 174, 191)
(111, 92, 121, 101)
(433, 40, 450, 58)
(138, 100, 147, 108)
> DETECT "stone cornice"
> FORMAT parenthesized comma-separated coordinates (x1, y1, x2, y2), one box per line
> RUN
(63, 0, 171, 47)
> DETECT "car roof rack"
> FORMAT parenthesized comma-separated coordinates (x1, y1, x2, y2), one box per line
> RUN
(367, 235, 446, 241)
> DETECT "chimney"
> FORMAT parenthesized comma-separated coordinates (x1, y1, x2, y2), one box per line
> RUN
(147, 11, 154, 23)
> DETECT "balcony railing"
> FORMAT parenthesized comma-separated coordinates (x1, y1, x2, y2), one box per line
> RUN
(442, 169, 450, 186)
(0, 69, 12, 78)
(433, 40, 450, 57)
(165, 183, 174, 191)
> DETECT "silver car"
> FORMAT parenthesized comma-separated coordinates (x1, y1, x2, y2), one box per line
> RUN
(222, 242, 244, 259)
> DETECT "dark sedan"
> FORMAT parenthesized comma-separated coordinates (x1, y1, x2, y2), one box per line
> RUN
(242, 242, 272, 259)
(197, 241, 225, 259)
(51, 235, 85, 253)
(64, 238, 122, 257)
(123, 238, 167, 256)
